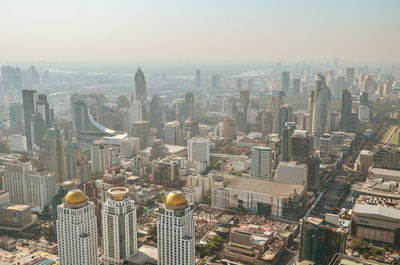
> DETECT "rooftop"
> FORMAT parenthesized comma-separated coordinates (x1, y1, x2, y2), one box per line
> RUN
(370, 167, 400, 178)
(353, 204, 400, 221)
(226, 177, 304, 197)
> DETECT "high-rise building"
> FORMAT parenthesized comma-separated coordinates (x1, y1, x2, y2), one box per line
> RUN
(211, 75, 221, 89)
(333, 76, 346, 99)
(163, 121, 180, 145)
(22, 90, 36, 150)
(251, 146, 273, 180)
(3, 154, 32, 204)
(96, 166, 126, 203)
(131, 120, 150, 149)
(102, 187, 137, 264)
(134, 68, 146, 101)
(341, 88, 352, 132)
(157, 191, 195, 265)
(360, 91, 368, 106)
(9, 103, 24, 132)
(312, 73, 331, 148)
(10, 134, 27, 153)
(57, 189, 98, 265)
(281, 71, 289, 94)
(270, 96, 281, 133)
(239, 89, 250, 125)
(278, 104, 291, 136)
(248, 79, 254, 90)
(42, 128, 67, 183)
(299, 217, 347, 265)
(91, 139, 116, 174)
(290, 130, 313, 163)
(346, 67, 355, 88)
(195, 69, 201, 88)
(27, 170, 56, 213)
(184, 92, 194, 119)
(222, 117, 236, 140)
(281, 122, 296, 162)
(183, 117, 199, 143)
(188, 137, 210, 166)
(275, 161, 308, 186)
(372, 145, 400, 170)
(293, 78, 300, 95)
(150, 95, 163, 127)
(65, 141, 90, 183)
(236, 78, 243, 90)
(319, 133, 333, 159)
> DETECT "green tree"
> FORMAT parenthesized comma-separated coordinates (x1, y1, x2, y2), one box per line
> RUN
(148, 225, 157, 242)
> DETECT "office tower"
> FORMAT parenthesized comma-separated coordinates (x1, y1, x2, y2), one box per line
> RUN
(150, 95, 163, 127)
(360, 91, 368, 106)
(91, 139, 116, 174)
(257, 110, 273, 136)
(163, 121, 180, 145)
(134, 68, 146, 101)
(9, 103, 24, 132)
(188, 137, 210, 166)
(293, 78, 300, 95)
(312, 73, 331, 148)
(319, 133, 333, 159)
(152, 158, 181, 187)
(131, 120, 150, 149)
(299, 217, 347, 265)
(364, 75, 376, 94)
(248, 79, 254, 90)
(222, 117, 236, 140)
(236, 78, 243, 90)
(348, 110, 358, 132)
(341, 89, 352, 132)
(278, 104, 291, 136)
(196, 69, 201, 88)
(281, 122, 296, 162)
(22, 90, 36, 150)
(102, 187, 137, 264)
(290, 130, 313, 163)
(27, 170, 56, 213)
(184, 92, 194, 119)
(130, 99, 143, 124)
(329, 111, 340, 131)
(3, 154, 32, 204)
(281, 71, 289, 94)
(239, 89, 249, 122)
(57, 189, 98, 265)
(308, 90, 315, 133)
(10, 135, 27, 153)
(359, 105, 369, 122)
(211, 75, 221, 89)
(346, 67, 355, 87)
(251, 146, 273, 180)
(372, 145, 400, 170)
(157, 191, 195, 265)
(65, 141, 90, 183)
(270, 96, 281, 133)
(42, 128, 67, 183)
(333, 76, 345, 99)
(275, 161, 308, 186)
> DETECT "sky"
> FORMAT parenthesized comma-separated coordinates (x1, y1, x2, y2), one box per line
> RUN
(0, 0, 399, 65)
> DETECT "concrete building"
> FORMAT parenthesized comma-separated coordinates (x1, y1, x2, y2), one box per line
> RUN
(96, 166, 126, 203)
(10, 135, 27, 153)
(212, 177, 306, 220)
(157, 191, 195, 265)
(319, 133, 333, 159)
(120, 137, 140, 157)
(3, 154, 32, 204)
(290, 130, 313, 163)
(9, 103, 24, 133)
(354, 150, 372, 173)
(91, 139, 116, 174)
(65, 141, 90, 183)
(132, 121, 151, 149)
(188, 137, 210, 166)
(26, 170, 56, 213)
(372, 145, 400, 170)
(251, 146, 273, 180)
(299, 217, 347, 265)
(102, 187, 137, 264)
(186, 174, 212, 200)
(341, 88, 352, 132)
(275, 161, 308, 186)
(312, 74, 331, 148)
(222, 117, 236, 140)
(359, 105, 370, 122)
(281, 71, 289, 94)
(134, 68, 146, 101)
(184, 92, 194, 119)
(57, 189, 98, 265)
(163, 121, 180, 145)
(0, 204, 34, 231)
(42, 128, 67, 183)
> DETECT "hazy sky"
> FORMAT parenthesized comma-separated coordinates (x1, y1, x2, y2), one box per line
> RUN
(1, 0, 399, 64)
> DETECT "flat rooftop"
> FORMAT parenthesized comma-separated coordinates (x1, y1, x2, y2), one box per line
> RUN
(370, 168, 400, 178)
(226, 177, 305, 197)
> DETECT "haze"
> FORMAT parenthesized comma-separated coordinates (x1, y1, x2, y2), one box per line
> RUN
(0, 0, 399, 64)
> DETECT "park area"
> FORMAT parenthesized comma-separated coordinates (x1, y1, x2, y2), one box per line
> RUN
(380, 126, 399, 146)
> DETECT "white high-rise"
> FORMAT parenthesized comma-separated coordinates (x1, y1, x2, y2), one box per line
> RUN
(57, 189, 98, 265)
(188, 137, 210, 166)
(157, 191, 195, 265)
(312, 73, 331, 148)
(91, 139, 116, 174)
(27, 171, 56, 213)
(102, 187, 137, 264)
(3, 154, 32, 204)
(163, 121, 180, 145)
(251, 146, 273, 180)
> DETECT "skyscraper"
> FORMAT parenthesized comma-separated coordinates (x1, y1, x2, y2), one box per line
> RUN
(211, 75, 221, 89)
(195, 69, 201, 88)
(341, 88, 352, 132)
(281, 122, 296, 162)
(281, 71, 289, 94)
(9, 103, 24, 132)
(57, 189, 98, 265)
(102, 187, 137, 264)
(91, 139, 116, 174)
(134, 68, 146, 101)
(299, 217, 347, 265)
(157, 191, 195, 265)
(251, 146, 273, 180)
(150, 95, 163, 127)
(293, 78, 300, 95)
(346, 67, 355, 88)
(236, 78, 243, 90)
(188, 137, 210, 166)
(184, 92, 194, 119)
(311, 73, 331, 148)
(22, 90, 36, 150)
(290, 130, 313, 163)
(163, 121, 180, 145)
(42, 128, 67, 183)
(278, 104, 291, 136)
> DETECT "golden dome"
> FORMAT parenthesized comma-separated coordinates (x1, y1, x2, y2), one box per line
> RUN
(108, 187, 129, 201)
(65, 189, 87, 204)
(165, 191, 186, 206)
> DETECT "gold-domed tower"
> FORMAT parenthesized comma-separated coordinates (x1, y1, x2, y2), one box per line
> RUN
(63, 189, 88, 209)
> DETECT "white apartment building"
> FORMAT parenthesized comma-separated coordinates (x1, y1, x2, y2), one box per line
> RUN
(57, 189, 98, 265)
(27, 171, 56, 213)
(251, 146, 273, 180)
(275, 161, 308, 186)
(102, 187, 137, 264)
(187, 137, 210, 166)
(157, 191, 195, 265)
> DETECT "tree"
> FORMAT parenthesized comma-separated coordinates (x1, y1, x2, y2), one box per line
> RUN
(350, 238, 368, 252)
(203, 191, 212, 205)
(197, 236, 225, 258)
(148, 225, 157, 242)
